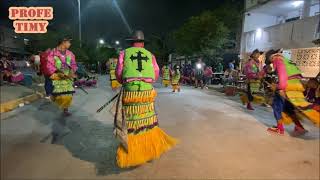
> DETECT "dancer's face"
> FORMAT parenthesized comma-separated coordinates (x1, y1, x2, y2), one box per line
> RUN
(63, 40, 71, 49)
(252, 53, 260, 60)
(266, 64, 274, 73)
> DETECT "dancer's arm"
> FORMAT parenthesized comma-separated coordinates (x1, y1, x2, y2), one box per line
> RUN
(273, 57, 288, 91)
(152, 55, 159, 81)
(68, 50, 78, 72)
(46, 50, 57, 76)
(115, 51, 124, 83)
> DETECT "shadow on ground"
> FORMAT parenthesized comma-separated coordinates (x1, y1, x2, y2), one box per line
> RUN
(204, 89, 320, 140)
(32, 101, 132, 176)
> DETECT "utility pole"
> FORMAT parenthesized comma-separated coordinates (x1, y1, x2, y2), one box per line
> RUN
(77, 0, 82, 47)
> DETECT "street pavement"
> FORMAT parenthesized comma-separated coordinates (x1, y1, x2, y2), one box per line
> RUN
(1, 76, 319, 179)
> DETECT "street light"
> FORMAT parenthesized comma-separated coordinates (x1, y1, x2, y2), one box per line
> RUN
(256, 28, 262, 39)
(115, 40, 120, 45)
(99, 39, 105, 44)
(77, 0, 82, 47)
(196, 63, 202, 69)
(292, 1, 304, 7)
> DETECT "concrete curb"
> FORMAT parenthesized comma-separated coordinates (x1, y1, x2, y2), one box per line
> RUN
(0, 91, 45, 114)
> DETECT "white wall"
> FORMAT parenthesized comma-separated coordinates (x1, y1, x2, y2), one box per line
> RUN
(286, 10, 300, 20)
(310, 3, 320, 16)
(243, 12, 277, 32)
(241, 15, 320, 54)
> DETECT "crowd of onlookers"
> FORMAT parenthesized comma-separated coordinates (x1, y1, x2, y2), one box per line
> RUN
(304, 76, 320, 105)
(178, 61, 214, 89)
(0, 55, 16, 83)
(172, 58, 240, 89)
(0, 51, 42, 86)
(0, 53, 27, 85)
(166, 58, 320, 108)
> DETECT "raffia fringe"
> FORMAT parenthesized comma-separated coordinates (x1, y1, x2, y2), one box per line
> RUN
(111, 80, 121, 89)
(290, 98, 311, 107)
(279, 113, 294, 125)
(123, 90, 157, 104)
(286, 91, 305, 99)
(286, 83, 305, 92)
(52, 95, 72, 109)
(280, 110, 320, 127)
(172, 85, 180, 90)
(116, 126, 178, 168)
(253, 95, 265, 103)
(51, 73, 74, 93)
(50, 73, 61, 80)
(303, 110, 320, 127)
(239, 93, 265, 104)
(127, 115, 157, 129)
(162, 80, 170, 86)
(240, 93, 248, 104)
(249, 82, 261, 91)
(124, 102, 154, 115)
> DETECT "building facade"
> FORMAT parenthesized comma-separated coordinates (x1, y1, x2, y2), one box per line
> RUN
(240, 0, 320, 77)
(0, 26, 29, 55)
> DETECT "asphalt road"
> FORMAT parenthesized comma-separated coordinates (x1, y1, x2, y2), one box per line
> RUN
(1, 76, 319, 179)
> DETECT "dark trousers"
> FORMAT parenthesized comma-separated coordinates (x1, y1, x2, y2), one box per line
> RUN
(44, 75, 53, 96)
(247, 84, 254, 102)
(272, 93, 296, 121)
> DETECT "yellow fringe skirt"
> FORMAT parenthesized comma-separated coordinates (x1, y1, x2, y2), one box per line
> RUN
(117, 88, 178, 168)
(117, 126, 177, 168)
(280, 80, 320, 126)
(111, 80, 121, 89)
(240, 93, 266, 105)
(51, 95, 73, 109)
(172, 84, 180, 91)
(162, 79, 170, 87)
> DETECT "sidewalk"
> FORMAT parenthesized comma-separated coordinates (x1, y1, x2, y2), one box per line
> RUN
(0, 83, 45, 114)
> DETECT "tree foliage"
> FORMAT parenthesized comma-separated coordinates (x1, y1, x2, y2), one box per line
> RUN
(172, 1, 243, 65)
(25, 30, 117, 66)
(146, 35, 172, 67)
(173, 11, 229, 57)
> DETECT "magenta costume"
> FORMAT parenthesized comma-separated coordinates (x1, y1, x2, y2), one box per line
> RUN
(47, 48, 77, 76)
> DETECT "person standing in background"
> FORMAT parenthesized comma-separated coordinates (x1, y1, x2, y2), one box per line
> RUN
(195, 58, 205, 88)
(242, 49, 264, 110)
(228, 60, 235, 71)
(216, 62, 223, 73)
(47, 37, 77, 116)
(171, 65, 181, 92)
(203, 66, 213, 89)
(161, 63, 171, 87)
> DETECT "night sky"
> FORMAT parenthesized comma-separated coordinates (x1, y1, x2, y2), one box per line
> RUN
(0, 0, 237, 44)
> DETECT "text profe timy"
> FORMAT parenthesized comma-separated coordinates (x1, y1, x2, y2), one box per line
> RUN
(9, 7, 54, 33)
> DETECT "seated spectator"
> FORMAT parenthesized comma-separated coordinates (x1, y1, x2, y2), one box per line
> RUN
(222, 69, 237, 86)
(305, 78, 320, 104)
(216, 62, 224, 73)
(0, 56, 14, 83)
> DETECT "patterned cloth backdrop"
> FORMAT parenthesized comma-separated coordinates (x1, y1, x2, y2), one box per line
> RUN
(291, 47, 320, 78)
